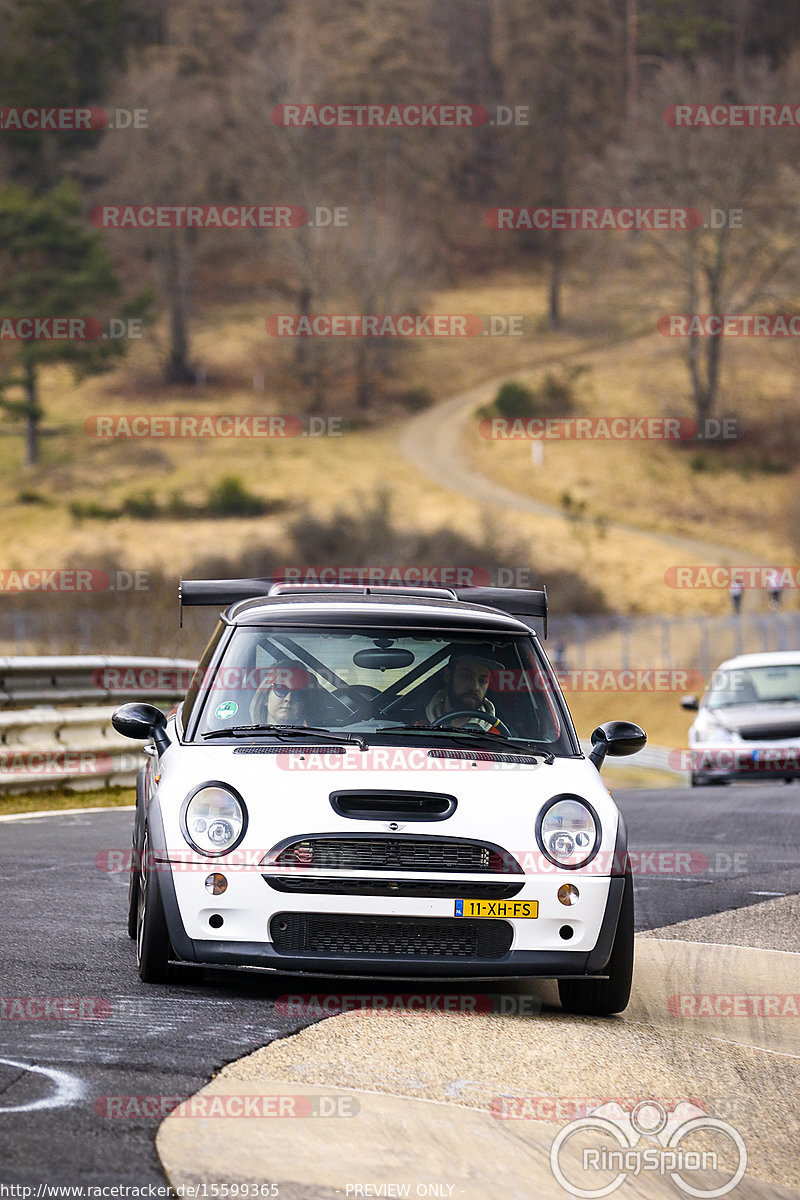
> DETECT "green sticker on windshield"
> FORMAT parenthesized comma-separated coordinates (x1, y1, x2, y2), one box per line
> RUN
(215, 700, 238, 720)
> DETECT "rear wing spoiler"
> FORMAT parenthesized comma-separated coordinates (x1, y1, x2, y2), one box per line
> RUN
(179, 578, 548, 637)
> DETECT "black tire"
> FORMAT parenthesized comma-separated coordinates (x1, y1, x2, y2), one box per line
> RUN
(126, 830, 140, 939)
(136, 831, 172, 983)
(558, 869, 634, 1016)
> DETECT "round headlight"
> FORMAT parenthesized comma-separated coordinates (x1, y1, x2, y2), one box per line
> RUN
(182, 783, 247, 856)
(537, 796, 600, 869)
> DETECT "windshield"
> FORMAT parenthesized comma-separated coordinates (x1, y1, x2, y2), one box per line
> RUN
(706, 663, 800, 708)
(189, 625, 578, 754)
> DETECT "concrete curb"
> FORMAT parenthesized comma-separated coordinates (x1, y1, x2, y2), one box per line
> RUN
(156, 921, 800, 1197)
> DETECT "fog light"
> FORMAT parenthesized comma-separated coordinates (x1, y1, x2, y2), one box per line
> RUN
(558, 883, 579, 906)
(205, 873, 228, 895)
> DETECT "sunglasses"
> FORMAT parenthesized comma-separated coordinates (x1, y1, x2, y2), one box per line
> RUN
(271, 684, 304, 699)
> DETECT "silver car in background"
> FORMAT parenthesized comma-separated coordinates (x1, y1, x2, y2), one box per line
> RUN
(682, 651, 800, 786)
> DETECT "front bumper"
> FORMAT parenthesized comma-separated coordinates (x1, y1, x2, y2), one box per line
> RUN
(159, 866, 626, 980)
(690, 744, 800, 782)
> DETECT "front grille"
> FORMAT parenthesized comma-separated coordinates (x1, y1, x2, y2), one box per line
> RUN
(263, 875, 524, 899)
(738, 724, 800, 742)
(269, 912, 513, 958)
(269, 835, 521, 873)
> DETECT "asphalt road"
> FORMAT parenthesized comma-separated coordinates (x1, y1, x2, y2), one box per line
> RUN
(616, 782, 800, 931)
(1, 786, 799, 1187)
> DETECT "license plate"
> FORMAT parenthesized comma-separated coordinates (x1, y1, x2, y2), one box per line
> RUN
(454, 899, 538, 919)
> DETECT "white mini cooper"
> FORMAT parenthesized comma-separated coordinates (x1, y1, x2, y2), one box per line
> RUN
(113, 580, 646, 1015)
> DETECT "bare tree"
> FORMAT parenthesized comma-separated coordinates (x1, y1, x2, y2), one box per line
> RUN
(87, 0, 255, 382)
(616, 56, 800, 424)
(490, 0, 626, 327)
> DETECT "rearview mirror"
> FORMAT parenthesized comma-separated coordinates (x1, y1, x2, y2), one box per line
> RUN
(353, 647, 415, 670)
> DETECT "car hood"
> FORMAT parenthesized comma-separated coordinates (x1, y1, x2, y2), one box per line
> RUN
(151, 741, 622, 872)
(704, 701, 800, 737)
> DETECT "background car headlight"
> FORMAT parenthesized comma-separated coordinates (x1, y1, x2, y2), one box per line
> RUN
(182, 783, 247, 856)
(537, 796, 600, 869)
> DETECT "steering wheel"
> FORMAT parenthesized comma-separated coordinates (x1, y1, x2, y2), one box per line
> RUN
(431, 709, 512, 737)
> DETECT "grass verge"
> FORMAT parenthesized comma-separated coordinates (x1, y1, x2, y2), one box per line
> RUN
(0, 786, 135, 817)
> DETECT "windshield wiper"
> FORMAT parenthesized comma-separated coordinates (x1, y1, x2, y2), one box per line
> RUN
(203, 723, 368, 750)
(375, 723, 554, 762)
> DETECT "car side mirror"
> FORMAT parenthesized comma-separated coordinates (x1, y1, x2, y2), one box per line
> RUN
(680, 694, 699, 711)
(589, 721, 647, 770)
(112, 702, 170, 755)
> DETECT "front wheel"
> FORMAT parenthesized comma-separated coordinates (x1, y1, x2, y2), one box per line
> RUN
(136, 830, 172, 983)
(558, 869, 634, 1016)
(126, 828, 140, 939)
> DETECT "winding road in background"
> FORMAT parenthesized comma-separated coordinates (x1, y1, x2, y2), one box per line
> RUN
(399, 355, 768, 565)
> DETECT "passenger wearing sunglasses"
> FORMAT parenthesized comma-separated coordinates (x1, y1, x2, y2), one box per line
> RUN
(249, 662, 314, 725)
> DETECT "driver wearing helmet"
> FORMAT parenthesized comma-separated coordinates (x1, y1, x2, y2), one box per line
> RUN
(425, 644, 503, 730)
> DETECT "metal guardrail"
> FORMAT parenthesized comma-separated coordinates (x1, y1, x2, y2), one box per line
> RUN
(0, 656, 681, 794)
(0, 657, 196, 793)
